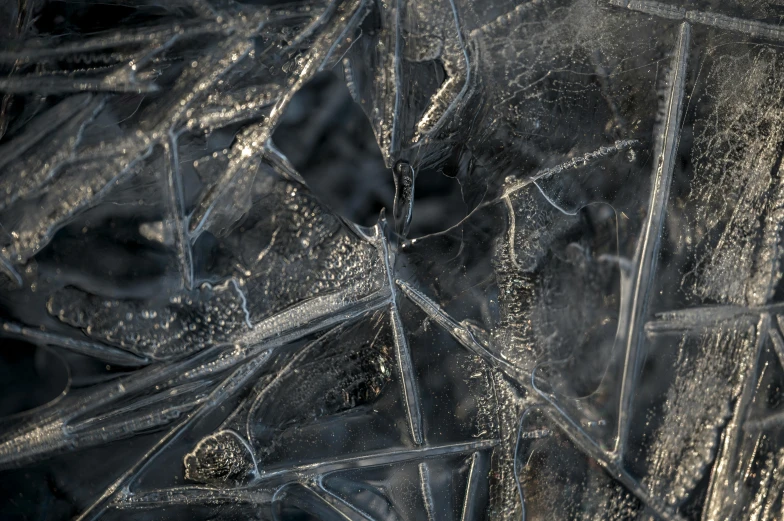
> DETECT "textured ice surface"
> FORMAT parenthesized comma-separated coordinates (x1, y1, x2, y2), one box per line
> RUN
(2, 0, 784, 519)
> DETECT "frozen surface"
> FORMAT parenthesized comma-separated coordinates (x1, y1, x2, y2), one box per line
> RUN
(1, 0, 784, 519)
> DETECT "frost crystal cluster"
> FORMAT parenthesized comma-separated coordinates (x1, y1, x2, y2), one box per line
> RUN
(1, 0, 784, 520)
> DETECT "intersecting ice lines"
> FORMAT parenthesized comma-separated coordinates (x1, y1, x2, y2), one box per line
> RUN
(0, 94, 105, 214)
(523, 12, 686, 450)
(225, 210, 424, 450)
(607, 0, 784, 42)
(0, 339, 250, 470)
(0, 160, 384, 370)
(109, 440, 497, 518)
(0, 169, 398, 471)
(399, 273, 674, 520)
(0, 189, 494, 519)
(111, 319, 490, 520)
(46, 227, 498, 520)
(0, 277, 389, 471)
(0, 4, 233, 95)
(10, 1, 780, 519)
(648, 300, 784, 387)
(373, 216, 424, 445)
(645, 307, 774, 519)
(60, 293, 407, 521)
(0, 0, 372, 289)
(619, 4, 784, 512)
(165, 0, 372, 288)
(393, 278, 689, 520)
(395, 279, 526, 383)
(402, 14, 693, 518)
(0, 16, 247, 280)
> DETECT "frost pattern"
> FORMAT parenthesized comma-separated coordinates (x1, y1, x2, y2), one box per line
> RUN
(2, 0, 784, 520)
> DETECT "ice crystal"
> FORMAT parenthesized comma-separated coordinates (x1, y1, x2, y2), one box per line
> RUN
(2, 0, 784, 520)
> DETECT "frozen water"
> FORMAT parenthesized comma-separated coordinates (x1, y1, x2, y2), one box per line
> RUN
(2, 0, 784, 519)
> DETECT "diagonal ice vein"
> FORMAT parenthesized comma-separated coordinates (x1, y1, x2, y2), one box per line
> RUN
(0, 318, 149, 367)
(396, 278, 525, 381)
